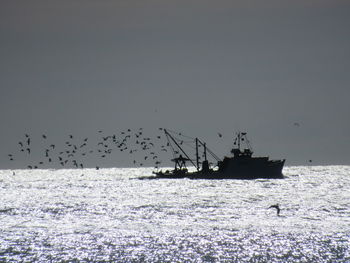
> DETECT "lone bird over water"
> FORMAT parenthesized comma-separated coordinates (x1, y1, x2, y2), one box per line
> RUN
(269, 204, 281, 216)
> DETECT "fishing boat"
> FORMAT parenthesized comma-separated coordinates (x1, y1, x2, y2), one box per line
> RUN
(153, 129, 285, 179)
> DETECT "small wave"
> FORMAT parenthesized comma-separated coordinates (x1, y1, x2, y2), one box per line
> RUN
(301, 216, 322, 221)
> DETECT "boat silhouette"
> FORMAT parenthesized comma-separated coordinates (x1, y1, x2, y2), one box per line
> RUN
(153, 129, 285, 179)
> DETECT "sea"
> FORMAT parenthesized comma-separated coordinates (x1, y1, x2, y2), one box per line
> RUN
(0, 166, 349, 262)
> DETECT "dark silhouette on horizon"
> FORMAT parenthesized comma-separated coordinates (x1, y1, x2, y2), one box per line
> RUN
(269, 204, 281, 216)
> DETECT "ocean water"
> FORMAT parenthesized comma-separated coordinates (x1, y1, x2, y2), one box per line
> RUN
(0, 166, 349, 262)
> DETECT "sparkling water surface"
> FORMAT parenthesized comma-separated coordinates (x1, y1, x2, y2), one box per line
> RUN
(1, 166, 349, 262)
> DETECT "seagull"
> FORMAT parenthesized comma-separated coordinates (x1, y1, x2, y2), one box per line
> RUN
(268, 204, 281, 216)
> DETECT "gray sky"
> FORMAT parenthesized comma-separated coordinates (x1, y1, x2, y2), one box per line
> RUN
(1, 0, 350, 169)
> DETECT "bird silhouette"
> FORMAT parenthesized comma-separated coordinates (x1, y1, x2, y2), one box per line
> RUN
(268, 204, 281, 216)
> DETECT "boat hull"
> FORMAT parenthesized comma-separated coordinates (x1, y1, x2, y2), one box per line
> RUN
(154, 159, 285, 180)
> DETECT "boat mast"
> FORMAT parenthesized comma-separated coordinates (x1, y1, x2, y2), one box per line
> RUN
(237, 132, 241, 151)
(164, 129, 197, 169)
(195, 138, 199, 171)
(196, 138, 221, 162)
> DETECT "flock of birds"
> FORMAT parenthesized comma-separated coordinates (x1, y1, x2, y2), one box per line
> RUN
(7, 128, 178, 170)
(7, 129, 286, 217)
(7, 123, 311, 170)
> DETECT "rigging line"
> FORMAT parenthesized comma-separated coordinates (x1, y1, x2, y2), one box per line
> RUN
(197, 138, 221, 162)
(165, 129, 195, 140)
(206, 148, 221, 162)
(245, 137, 253, 151)
(164, 129, 197, 168)
(170, 134, 195, 143)
(165, 133, 176, 158)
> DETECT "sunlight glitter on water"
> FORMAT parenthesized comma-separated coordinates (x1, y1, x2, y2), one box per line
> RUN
(0, 166, 349, 262)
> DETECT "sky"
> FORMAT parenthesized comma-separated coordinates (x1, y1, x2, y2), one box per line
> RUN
(1, 0, 350, 169)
